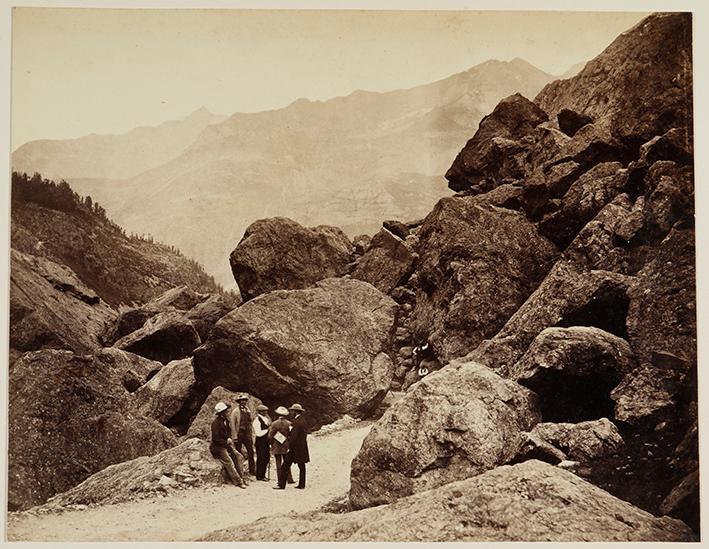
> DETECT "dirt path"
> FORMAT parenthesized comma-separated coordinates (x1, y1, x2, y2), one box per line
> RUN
(6, 422, 372, 542)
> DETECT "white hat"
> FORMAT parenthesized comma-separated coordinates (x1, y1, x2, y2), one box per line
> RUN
(214, 401, 228, 414)
(275, 406, 289, 416)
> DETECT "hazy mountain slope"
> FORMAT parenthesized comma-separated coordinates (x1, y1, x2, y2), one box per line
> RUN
(65, 58, 554, 287)
(11, 172, 222, 306)
(12, 107, 226, 181)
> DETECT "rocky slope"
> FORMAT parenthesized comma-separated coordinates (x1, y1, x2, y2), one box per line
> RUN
(33, 58, 554, 287)
(11, 172, 222, 306)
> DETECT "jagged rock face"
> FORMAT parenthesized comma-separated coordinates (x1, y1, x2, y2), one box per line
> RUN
(39, 438, 222, 509)
(132, 358, 198, 425)
(445, 93, 549, 191)
(351, 228, 416, 294)
(8, 350, 177, 511)
(113, 311, 201, 364)
(660, 470, 699, 533)
(539, 162, 628, 248)
(193, 278, 397, 426)
(536, 13, 692, 149)
(466, 196, 638, 373)
(528, 418, 623, 461)
(10, 250, 116, 354)
(204, 461, 694, 542)
(410, 197, 557, 362)
(627, 228, 696, 371)
(349, 362, 541, 509)
(186, 387, 262, 440)
(509, 327, 636, 422)
(229, 217, 352, 301)
(641, 162, 694, 242)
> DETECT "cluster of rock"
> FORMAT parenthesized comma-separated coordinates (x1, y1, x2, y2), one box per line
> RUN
(7, 11, 697, 543)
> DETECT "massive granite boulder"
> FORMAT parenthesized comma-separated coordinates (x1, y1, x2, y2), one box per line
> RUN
(349, 362, 540, 509)
(536, 13, 692, 149)
(203, 460, 694, 542)
(193, 278, 397, 426)
(229, 217, 352, 301)
(445, 93, 549, 192)
(40, 438, 222, 509)
(611, 366, 684, 425)
(509, 326, 636, 422)
(113, 311, 201, 364)
(10, 250, 116, 354)
(132, 358, 199, 425)
(89, 347, 163, 393)
(186, 386, 262, 440)
(8, 350, 177, 511)
(351, 228, 416, 294)
(410, 197, 557, 362)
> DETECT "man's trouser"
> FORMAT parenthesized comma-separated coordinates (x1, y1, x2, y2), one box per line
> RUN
(235, 431, 256, 475)
(227, 442, 246, 479)
(278, 451, 306, 489)
(210, 445, 243, 486)
(254, 435, 270, 479)
(274, 454, 294, 485)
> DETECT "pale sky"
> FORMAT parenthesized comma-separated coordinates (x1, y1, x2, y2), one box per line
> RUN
(11, 8, 649, 148)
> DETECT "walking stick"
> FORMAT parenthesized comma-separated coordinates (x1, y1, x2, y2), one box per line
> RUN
(267, 454, 271, 481)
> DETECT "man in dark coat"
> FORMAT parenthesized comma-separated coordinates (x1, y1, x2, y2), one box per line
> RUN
(210, 401, 246, 488)
(276, 403, 310, 489)
(268, 406, 294, 486)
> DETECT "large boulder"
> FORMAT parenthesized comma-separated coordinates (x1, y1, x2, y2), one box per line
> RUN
(660, 469, 699, 533)
(186, 386, 262, 440)
(132, 358, 199, 425)
(193, 278, 397, 426)
(640, 162, 694, 242)
(611, 366, 684, 425)
(8, 350, 177, 511)
(90, 347, 163, 393)
(229, 217, 352, 301)
(445, 93, 548, 192)
(351, 228, 415, 294)
(10, 250, 116, 354)
(203, 460, 694, 542)
(509, 327, 636, 422)
(536, 13, 692, 149)
(40, 438, 222, 509)
(557, 108, 594, 137)
(527, 418, 623, 461)
(145, 285, 210, 311)
(113, 311, 201, 364)
(410, 197, 557, 362)
(349, 362, 541, 509)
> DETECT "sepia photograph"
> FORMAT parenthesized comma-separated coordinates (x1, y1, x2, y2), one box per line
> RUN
(2, 0, 704, 543)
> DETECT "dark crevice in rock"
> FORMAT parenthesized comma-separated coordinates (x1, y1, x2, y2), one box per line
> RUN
(164, 382, 211, 436)
(555, 287, 630, 340)
(520, 370, 621, 423)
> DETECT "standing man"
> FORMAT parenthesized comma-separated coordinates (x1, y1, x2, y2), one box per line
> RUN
(252, 404, 271, 481)
(269, 406, 294, 488)
(229, 393, 256, 477)
(209, 401, 246, 488)
(277, 403, 310, 490)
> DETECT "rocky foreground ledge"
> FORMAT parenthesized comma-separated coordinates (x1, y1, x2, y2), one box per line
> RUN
(199, 460, 694, 542)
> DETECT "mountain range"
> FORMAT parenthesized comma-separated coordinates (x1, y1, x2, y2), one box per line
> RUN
(14, 57, 555, 287)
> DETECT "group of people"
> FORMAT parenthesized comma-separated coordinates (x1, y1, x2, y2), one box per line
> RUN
(209, 393, 310, 491)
